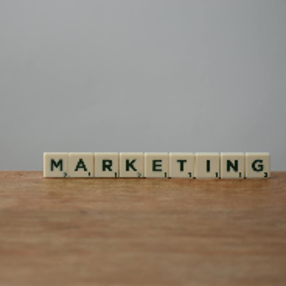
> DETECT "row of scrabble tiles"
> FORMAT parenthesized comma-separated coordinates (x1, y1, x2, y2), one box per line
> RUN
(44, 152, 270, 179)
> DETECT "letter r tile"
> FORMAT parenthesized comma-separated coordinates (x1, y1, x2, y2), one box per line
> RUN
(95, 153, 119, 178)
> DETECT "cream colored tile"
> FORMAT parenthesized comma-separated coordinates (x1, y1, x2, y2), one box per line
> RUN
(95, 153, 119, 178)
(144, 153, 169, 178)
(43, 153, 68, 178)
(169, 153, 194, 178)
(68, 153, 94, 178)
(245, 152, 270, 178)
(195, 153, 220, 179)
(119, 153, 144, 178)
(220, 152, 245, 179)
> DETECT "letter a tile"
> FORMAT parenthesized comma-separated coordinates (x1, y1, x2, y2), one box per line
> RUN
(68, 153, 94, 178)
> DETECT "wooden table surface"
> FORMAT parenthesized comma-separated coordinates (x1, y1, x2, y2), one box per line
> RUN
(0, 172, 286, 286)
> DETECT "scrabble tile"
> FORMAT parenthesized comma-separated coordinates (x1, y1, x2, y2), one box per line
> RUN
(220, 152, 245, 179)
(144, 153, 169, 178)
(195, 153, 220, 179)
(68, 153, 94, 178)
(43, 153, 68, 178)
(169, 153, 195, 178)
(95, 153, 119, 178)
(120, 153, 144, 178)
(245, 152, 270, 178)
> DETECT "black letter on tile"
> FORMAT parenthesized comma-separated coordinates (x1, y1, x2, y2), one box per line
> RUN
(206, 160, 211, 172)
(126, 159, 137, 171)
(103, 160, 112, 171)
(177, 160, 187, 172)
(153, 160, 162, 172)
(227, 160, 238, 172)
(252, 160, 264, 172)
(75, 158, 87, 172)
(51, 159, 63, 171)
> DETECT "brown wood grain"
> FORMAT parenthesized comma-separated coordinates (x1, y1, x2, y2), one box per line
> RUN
(0, 171, 286, 286)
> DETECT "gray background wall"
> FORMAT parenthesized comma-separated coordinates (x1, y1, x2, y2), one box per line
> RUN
(0, 0, 285, 171)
